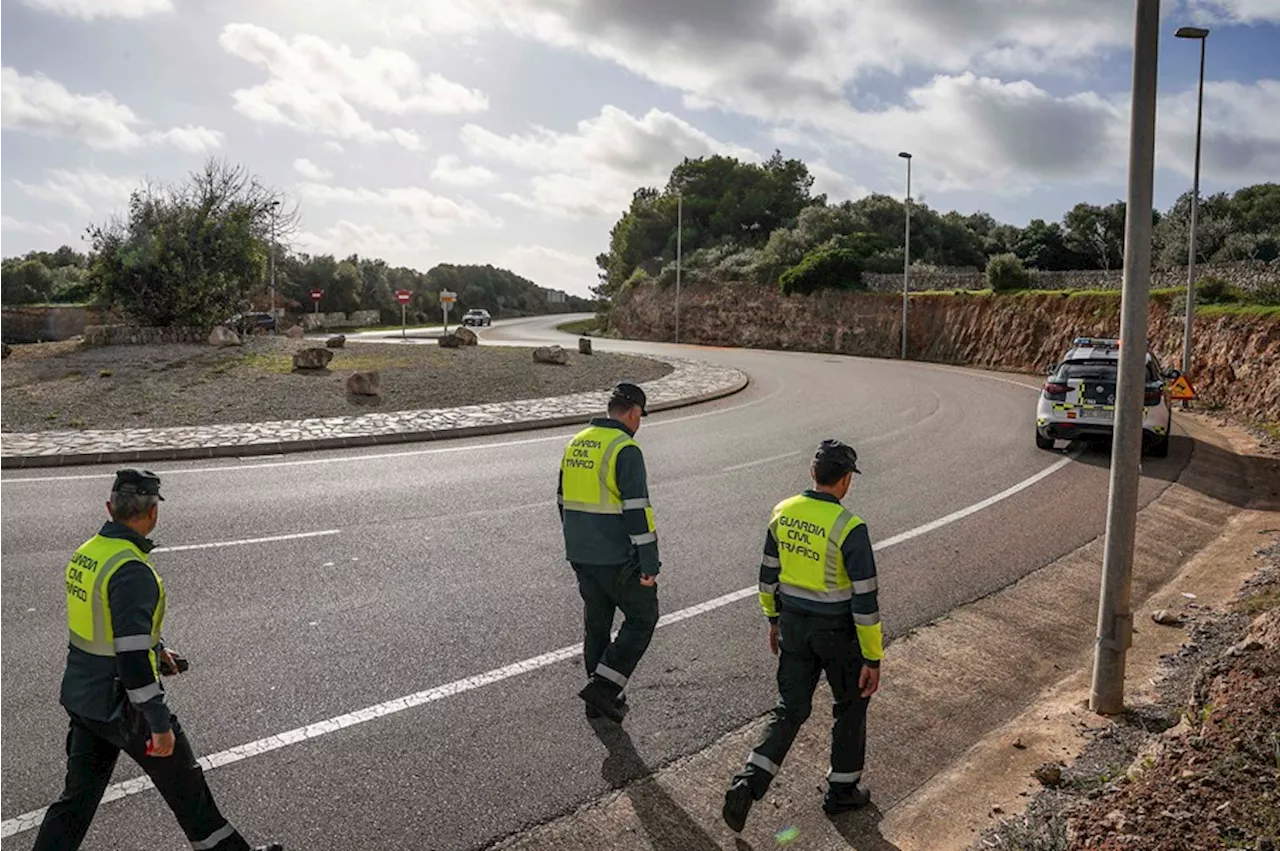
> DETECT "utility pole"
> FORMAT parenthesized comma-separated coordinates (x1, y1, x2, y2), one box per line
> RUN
(1090, 0, 1161, 716)
(1175, 25, 1209, 383)
(898, 152, 912, 360)
(675, 192, 682, 345)
(269, 200, 280, 335)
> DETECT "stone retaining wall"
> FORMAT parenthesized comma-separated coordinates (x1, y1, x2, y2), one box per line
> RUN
(862, 259, 1279, 294)
(1, 306, 115, 343)
(83, 325, 206, 346)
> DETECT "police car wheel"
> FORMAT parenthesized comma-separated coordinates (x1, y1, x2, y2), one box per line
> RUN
(1035, 431, 1055, 451)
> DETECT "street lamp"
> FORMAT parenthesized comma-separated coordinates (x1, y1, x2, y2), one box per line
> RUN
(269, 200, 280, 334)
(898, 152, 912, 360)
(1175, 25, 1209, 380)
(675, 192, 682, 345)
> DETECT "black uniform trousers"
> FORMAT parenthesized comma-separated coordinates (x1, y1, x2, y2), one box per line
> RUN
(572, 561, 659, 694)
(33, 708, 249, 851)
(734, 608, 872, 799)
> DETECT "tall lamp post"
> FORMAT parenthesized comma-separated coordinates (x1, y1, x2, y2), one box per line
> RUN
(898, 152, 912, 360)
(675, 192, 683, 345)
(1175, 25, 1209, 380)
(269, 200, 280, 334)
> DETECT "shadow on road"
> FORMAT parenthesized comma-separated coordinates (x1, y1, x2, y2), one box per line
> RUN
(827, 802, 902, 851)
(589, 718, 722, 851)
(1065, 433, 1278, 511)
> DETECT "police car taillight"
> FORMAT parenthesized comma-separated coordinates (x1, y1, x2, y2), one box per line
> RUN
(1043, 382, 1070, 401)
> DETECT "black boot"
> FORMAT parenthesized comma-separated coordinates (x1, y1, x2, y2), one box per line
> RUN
(722, 780, 753, 833)
(822, 785, 871, 815)
(252, 845, 284, 851)
(585, 691, 627, 719)
(579, 679, 628, 722)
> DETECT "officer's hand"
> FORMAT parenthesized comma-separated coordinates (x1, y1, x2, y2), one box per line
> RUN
(148, 730, 175, 758)
(639, 574, 657, 587)
(159, 649, 181, 677)
(768, 623, 780, 656)
(859, 665, 881, 698)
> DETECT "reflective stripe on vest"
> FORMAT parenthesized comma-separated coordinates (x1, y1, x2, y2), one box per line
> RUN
(560, 426, 655, 534)
(769, 495, 863, 600)
(66, 535, 164, 659)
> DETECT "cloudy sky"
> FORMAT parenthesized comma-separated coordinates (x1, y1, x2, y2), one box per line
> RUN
(2, 0, 1278, 296)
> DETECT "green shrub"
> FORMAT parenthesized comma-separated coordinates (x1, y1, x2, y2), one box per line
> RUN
(986, 253, 1032, 292)
(1195, 275, 1240, 304)
(778, 246, 865, 297)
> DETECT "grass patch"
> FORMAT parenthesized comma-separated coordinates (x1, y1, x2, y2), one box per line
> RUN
(558, 318, 600, 335)
(1233, 588, 1280, 616)
(1196, 303, 1280, 317)
(342, 323, 446, 334)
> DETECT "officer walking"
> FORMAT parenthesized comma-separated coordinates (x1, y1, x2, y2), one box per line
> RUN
(34, 470, 282, 851)
(722, 440, 884, 832)
(558, 383, 660, 722)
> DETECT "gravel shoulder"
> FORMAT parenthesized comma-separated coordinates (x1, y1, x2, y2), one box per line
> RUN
(0, 338, 671, 432)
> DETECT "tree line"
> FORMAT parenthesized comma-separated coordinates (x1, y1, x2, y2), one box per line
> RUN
(1, 159, 593, 327)
(594, 152, 1280, 301)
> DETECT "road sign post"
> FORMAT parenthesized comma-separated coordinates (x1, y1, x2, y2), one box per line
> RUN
(310, 289, 323, 317)
(1090, 0, 1161, 717)
(395, 290, 412, 339)
(440, 290, 456, 334)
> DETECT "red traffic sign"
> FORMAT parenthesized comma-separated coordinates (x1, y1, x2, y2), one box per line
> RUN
(310, 289, 324, 301)
(395, 290, 413, 305)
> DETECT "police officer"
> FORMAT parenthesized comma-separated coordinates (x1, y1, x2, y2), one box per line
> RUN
(722, 440, 884, 832)
(34, 470, 282, 851)
(558, 383, 660, 722)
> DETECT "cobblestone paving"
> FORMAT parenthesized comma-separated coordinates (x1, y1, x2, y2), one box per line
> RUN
(1, 356, 746, 467)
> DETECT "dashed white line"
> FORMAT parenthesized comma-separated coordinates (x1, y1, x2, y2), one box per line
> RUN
(0, 451, 1078, 837)
(722, 451, 803, 473)
(153, 530, 340, 553)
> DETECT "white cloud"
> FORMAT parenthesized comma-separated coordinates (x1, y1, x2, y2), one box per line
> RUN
(1186, 0, 1280, 23)
(296, 220, 431, 265)
(463, 105, 757, 218)
(16, 168, 137, 215)
(1, 215, 75, 239)
(321, 141, 346, 154)
(293, 158, 334, 181)
(297, 182, 503, 232)
(431, 154, 496, 187)
(498, 244, 597, 296)
(807, 160, 869, 204)
(18, 0, 171, 19)
(1156, 79, 1280, 184)
(1, 67, 222, 151)
(219, 23, 485, 148)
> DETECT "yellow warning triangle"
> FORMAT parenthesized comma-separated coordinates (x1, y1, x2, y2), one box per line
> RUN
(1169, 374, 1197, 400)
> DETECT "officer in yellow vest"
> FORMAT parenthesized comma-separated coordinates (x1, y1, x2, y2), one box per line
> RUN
(558, 383, 660, 722)
(34, 470, 282, 851)
(722, 440, 884, 832)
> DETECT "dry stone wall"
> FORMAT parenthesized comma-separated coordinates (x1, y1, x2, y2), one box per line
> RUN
(862, 259, 1279, 295)
(83, 325, 205, 346)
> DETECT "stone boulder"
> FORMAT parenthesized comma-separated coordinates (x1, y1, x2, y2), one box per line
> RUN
(208, 326, 242, 347)
(286, 324, 306, 339)
(578, 337, 593, 355)
(452, 326, 479, 346)
(438, 333, 462, 348)
(346, 370, 380, 396)
(326, 335, 346, 349)
(533, 345, 569, 365)
(292, 347, 334, 371)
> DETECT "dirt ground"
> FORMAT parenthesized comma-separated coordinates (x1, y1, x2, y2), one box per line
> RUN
(0, 337, 671, 431)
(976, 539, 1280, 851)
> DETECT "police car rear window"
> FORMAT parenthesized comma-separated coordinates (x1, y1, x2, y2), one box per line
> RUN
(1056, 362, 1118, 380)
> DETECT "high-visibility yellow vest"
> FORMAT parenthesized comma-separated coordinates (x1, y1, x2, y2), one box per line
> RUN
(66, 535, 165, 676)
(560, 425, 655, 532)
(768, 494, 863, 605)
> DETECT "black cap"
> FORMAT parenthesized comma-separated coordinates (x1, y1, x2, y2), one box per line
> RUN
(112, 469, 164, 500)
(610, 382, 648, 417)
(814, 439, 861, 475)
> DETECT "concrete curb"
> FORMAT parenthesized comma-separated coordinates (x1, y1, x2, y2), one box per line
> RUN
(0, 358, 748, 470)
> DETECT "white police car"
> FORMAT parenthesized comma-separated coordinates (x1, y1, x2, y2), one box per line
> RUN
(1035, 337, 1177, 457)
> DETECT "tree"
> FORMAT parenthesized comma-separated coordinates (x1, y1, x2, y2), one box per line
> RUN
(779, 245, 864, 296)
(1, 258, 55, 304)
(86, 159, 293, 328)
(1063, 202, 1126, 271)
(1014, 219, 1081, 270)
(986, 253, 1032, 292)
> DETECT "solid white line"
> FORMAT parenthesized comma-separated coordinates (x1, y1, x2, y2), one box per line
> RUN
(722, 451, 803, 473)
(153, 530, 340, 553)
(0, 389, 773, 485)
(0, 451, 1078, 837)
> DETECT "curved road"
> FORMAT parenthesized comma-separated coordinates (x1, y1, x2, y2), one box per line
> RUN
(0, 316, 1190, 850)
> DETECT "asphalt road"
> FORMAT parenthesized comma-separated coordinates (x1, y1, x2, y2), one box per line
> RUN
(0, 315, 1190, 850)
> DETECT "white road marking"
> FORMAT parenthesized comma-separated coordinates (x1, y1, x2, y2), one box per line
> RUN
(153, 530, 340, 553)
(722, 451, 803, 472)
(0, 451, 1078, 837)
(0, 388, 774, 485)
